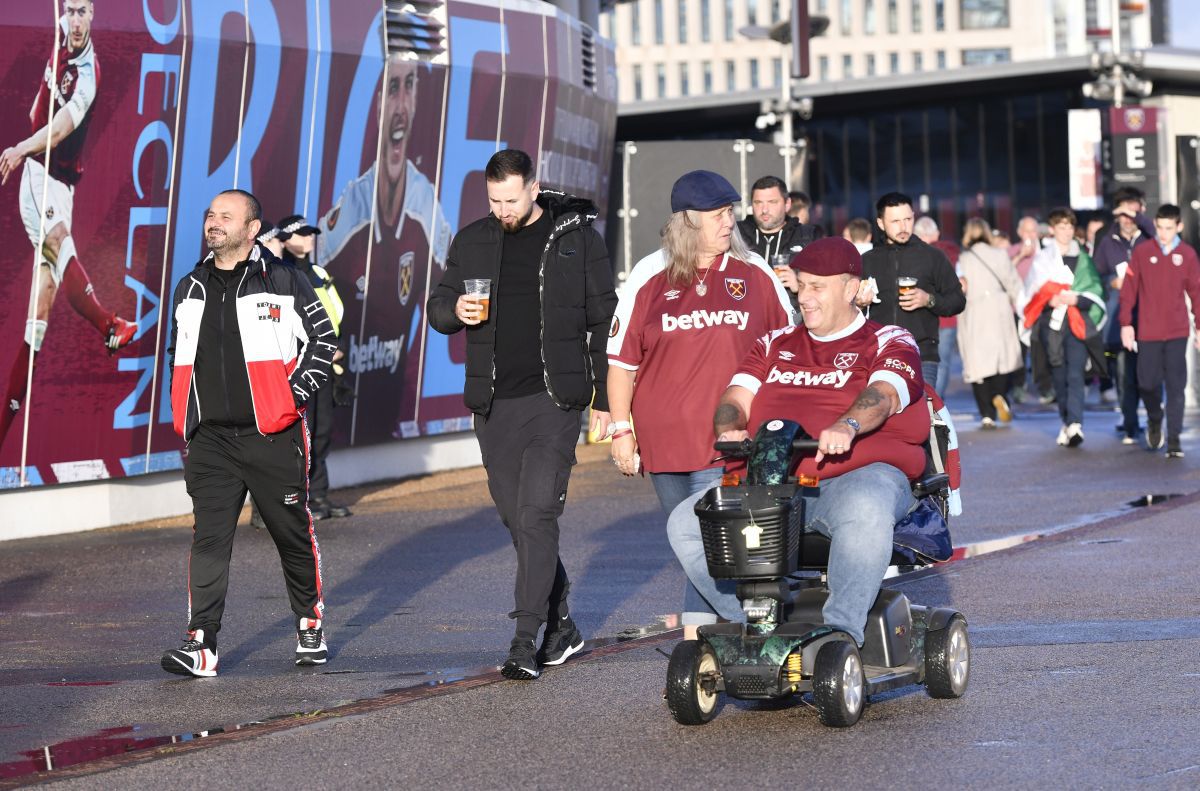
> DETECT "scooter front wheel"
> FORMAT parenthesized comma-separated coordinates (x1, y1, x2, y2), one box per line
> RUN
(925, 613, 970, 698)
(665, 640, 721, 725)
(812, 640, 865, 727)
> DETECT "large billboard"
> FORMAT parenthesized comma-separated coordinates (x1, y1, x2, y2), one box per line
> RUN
(0, 0, 617, 488)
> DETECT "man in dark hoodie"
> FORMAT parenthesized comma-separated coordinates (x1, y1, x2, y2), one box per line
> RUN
(860, 192, 966, 385)
(427, 149, 617, 681)
(737, 176, 824, 310)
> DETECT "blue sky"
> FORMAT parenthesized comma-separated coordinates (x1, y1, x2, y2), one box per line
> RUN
(1169, 0, 1200, 46)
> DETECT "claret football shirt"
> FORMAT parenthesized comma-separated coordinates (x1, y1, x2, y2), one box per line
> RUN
(730, 313, 929, 480)
(608, 253, 791, 472)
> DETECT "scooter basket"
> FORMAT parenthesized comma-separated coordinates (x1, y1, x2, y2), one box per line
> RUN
(695, 485, 804, 580)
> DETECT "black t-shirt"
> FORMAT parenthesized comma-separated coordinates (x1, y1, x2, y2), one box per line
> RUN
(494, 210, 552, 398)
(195, 260, 256, 428)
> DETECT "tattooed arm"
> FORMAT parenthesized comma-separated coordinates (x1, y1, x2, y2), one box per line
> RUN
(714, 385, 755, 440)
(814, 381, 901, 463)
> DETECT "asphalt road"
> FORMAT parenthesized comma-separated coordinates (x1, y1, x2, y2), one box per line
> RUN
(2, 387, 1199, 788)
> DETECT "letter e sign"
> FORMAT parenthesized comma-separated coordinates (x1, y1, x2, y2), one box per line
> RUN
(1127, 138, 1146, 169)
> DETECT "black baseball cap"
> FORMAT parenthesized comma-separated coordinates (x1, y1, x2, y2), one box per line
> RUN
(670, 170, 742, 213)
(277, 214, 321, 240)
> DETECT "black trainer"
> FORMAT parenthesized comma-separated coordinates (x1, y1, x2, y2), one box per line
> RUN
(295, 617, 328, 665)
(501, 638, 540, 680)
(1147, 419, 1164, 451)
(1166, 439, 1184, 459)
(537, 616, 585, 667)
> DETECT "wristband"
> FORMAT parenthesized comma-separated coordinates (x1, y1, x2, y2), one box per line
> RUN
(611, 429, 634, 440)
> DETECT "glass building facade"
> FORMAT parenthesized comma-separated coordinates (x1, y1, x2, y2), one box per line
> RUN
(800, 89, 1073, 241)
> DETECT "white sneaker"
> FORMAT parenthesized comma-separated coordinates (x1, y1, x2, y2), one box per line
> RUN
(1066, 423, 1085, 448)
(161, 628, 218, 677)
(296, 618, 328, 665)
(1056, 426, 1069, 446)
(980, 417, 997, 430)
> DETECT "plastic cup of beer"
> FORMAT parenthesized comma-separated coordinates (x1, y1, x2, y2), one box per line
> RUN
(898, 276, 918, 297)
(772, 254, 791, 277)
(464, 278, 491, 321)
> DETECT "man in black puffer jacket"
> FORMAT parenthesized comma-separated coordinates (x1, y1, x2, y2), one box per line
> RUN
(860, 192, 965, 386)
(427, 149, 617, 681)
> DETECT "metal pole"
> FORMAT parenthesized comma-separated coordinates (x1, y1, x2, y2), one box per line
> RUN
(781, 47, 793, 189)
(1111, 0, 1124, 108)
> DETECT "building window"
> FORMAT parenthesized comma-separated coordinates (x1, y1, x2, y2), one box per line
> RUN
(680, 62, 690, 95)
(701, 0, 711, 41)
(889, 52, 899, 72)
(725, 0, 736, 40)
(913, 50, 923, 70)
(911, 0, 922, 31)
(703, 60, 713, 92)
(936, 49, 946, 68)
(840, 0, 852, 34)
(818, 0, 828, 10)
(678, 0, 688, 43)
(960, 0, 1008, 29)
(961, 47, 1011, 65)
(819, 55, 829, 80)
(655, 0, 665, 44)
(843, 53, 853, 77)
(866, 53, 876, 75)
(748, 0, 759, 25)
(750, 59, 760, 88)
(656, 62, 667, 96)
(934, 0, 944, 30)
(633, 64, 643, 99)
(631, 2, 642, 45)
(773, 57, 783, 87)
(726, 59, 737, 89)
(864, 0, 875, 34)
(887, 0, 898, 32)
(771, 0, 781, 23)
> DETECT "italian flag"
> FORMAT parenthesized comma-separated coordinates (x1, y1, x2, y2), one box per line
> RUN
(1022, 244, 1106, 340)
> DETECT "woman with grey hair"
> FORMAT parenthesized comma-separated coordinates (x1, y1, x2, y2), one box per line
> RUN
(606, 170, 792, 638)
(957, 217, 1025, 428)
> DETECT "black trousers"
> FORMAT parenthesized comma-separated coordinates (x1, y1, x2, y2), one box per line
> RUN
(1118, 348, 1142, 437)
(183, 421, 324, 644)
(307, 383, 334, 501)
(475, 391, 578, 640)
(971, 371, 1013, 420)
(1137, 338, 1187, 442)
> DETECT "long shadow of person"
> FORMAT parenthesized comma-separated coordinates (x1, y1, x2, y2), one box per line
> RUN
(218, 506, 511, 672)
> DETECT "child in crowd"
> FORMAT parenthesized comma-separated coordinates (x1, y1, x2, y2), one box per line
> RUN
(1119, 204, 1200, 458)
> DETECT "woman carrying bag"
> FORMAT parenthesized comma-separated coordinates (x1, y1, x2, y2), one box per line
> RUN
(957, 218, 1025, 428)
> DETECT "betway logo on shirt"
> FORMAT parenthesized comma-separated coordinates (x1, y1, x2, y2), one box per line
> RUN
(765, 366, 853, 388)
(661, 310, 749, 332)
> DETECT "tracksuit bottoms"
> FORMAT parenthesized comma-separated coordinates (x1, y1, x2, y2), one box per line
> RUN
(474, 391, 578, 640)
(1137, 338, 1188, 443)
(183, 420, 324, 646)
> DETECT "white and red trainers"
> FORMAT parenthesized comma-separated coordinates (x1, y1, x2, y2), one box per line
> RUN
(161, 629, 218, 678)
(295, 618, 328, 665)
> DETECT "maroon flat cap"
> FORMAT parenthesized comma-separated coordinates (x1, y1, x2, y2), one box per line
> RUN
(789, 236, 863, 278)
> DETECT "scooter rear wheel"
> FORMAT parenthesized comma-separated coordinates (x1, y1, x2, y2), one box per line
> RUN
(925, 613, 970, 698)
(812, 640, 865, 727)
(665, 640, 721, 725)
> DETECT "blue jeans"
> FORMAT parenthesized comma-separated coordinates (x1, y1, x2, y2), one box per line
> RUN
(935, 327, 957, 397)
(651, 468, 724, 623)
(666, 462, 916, 645)
(921, 360, 939, 395)
(1039, 323, 1088, 427)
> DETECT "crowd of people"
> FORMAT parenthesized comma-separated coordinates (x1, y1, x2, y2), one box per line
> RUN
(157, 152, 1198, 683)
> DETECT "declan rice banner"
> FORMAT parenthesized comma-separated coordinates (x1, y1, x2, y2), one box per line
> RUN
(0, 0, 617, 488)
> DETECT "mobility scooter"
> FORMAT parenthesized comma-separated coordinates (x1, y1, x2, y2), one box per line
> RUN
(665, 417, 969, 726)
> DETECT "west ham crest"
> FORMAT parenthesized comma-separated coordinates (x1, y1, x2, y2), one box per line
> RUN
(1173, 253, 1183, 266)
(1124, 108, 1146, 131)
(833, 352, 859, 369)
(725, 278, 746, 300)
(397, 251, 415, 305)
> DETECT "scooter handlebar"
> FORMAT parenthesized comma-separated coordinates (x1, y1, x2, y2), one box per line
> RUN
(713, 439, 753, 455)
(792, 439, 821, 451)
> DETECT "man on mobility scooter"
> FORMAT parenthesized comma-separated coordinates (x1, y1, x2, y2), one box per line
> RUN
(664, 236, 968, 725)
